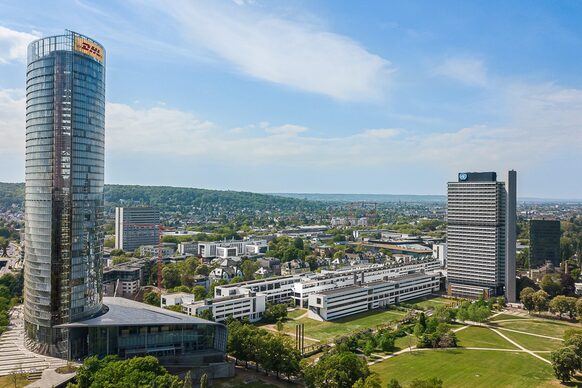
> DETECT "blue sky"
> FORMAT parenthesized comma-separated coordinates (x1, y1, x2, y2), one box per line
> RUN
(1, 1, 582, 198)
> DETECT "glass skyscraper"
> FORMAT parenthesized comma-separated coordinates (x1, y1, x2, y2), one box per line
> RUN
(24, 31, 105, 357)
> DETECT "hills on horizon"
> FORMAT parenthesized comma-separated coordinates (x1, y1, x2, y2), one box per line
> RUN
(1, 182, 580, 211)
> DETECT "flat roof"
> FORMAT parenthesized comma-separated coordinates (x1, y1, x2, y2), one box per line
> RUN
(318, 285, 367, 296)
(55, 297, 222, 328)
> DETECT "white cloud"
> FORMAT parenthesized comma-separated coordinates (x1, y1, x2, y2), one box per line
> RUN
(434, 57, 488, 87)
(2, 81, 582, 184)
(0, 26, 41, 64)
(264, 124, 308, 136)
(0, 89, 25, 151)
(155, 1, 393, 101)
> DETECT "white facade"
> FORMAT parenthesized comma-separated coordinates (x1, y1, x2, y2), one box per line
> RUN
(292, 258, 440, 307)
(184, 290, 266, 323)
(432, 243, 447, 267)
(177, 241, 198, 255)
(198, 239, 268, 258)
(160, 292, 197, 308)
(213, 258, 440, 309)
(308, 272, 441, 321)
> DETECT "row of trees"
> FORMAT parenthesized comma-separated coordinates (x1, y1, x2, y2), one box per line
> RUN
(227, 319, 301, 379)
(520, 287, 582, 319)
(0, 273, 23, 335)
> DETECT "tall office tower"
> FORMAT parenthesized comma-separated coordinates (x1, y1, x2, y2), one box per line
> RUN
(505, 170, 517, 303)
(24, 31, 105, 357)
(529, 219, 561, 268)
(447, 172, 513, 299)
(114, 207, 160, 251)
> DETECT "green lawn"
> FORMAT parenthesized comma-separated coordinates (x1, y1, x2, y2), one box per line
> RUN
(394, 335, 417, 351)
(280, 309, 405, 341)
(500, 330, 563, 352)
(370, 349, 556, 388)
(287, 309, 307, 319)
(0, 375, 31, 388)
(492, 319, 576, 339)
(488, 313, 527, 321)
(403, 296, 458, 310)
(456, 327, 518, 349)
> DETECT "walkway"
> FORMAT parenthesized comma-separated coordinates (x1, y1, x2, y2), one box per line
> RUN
(489, 328, 551, 364)
(0, 305, 70, 377)
(368, 309, 563, 366)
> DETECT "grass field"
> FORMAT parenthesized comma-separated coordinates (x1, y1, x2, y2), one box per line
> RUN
(0, 375, 30, 388)
(370, 349, 555, 388)
(287, 309, 307, 319)
(488, 313, 528, 321)
(394, 335, 417, 351)
(404, 296, 458, 310)
(492, 320, 575, 338)
(499, 330, 563, 352)
(279, 309, 406, 341)
(456, 327, 518, 349)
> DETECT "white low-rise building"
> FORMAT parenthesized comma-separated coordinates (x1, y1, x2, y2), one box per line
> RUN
(307, 272, 441, 321)
(160, 292, 197, 308)
(184, 289, 266, 323)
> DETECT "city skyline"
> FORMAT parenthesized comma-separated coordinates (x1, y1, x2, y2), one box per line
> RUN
(2, 1, 582, 198)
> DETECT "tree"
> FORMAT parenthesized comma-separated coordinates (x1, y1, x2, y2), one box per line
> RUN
(386, 378, 402, 388)
(70, 356, 180, 388)
(540, 275, 561, 298)
(192, 285, 207, 300)
(199, 373, 208, 388)
(409, 377, 444, 388)
(162, 265, 181, 289)
(532, 290, 550, 313)
(352, 374, 382, 388)
(262, 304, 288, 323)
(496, 296, 506, 309)
(303, 351, 369, 388)
(143, 291, 160, 307)
(550, 346, 580, 382)
(195, 264, 210, 276)
(377, 333, 395, 352)
(564, 334, 582, 366)
(549, 295, 577, 319)
(241, 260, 260, 281)
(197, 309, 213, 321)
(363, 340, 375, 356)
(576, 299, 582, 321)
(520, 287, 536, 312)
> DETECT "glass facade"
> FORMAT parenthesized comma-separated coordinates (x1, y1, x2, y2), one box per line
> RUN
(24, 31, 105, 358)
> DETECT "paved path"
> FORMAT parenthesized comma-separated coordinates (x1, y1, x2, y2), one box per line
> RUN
(0, 305, 70, 377)
(489, 328, 551, 364)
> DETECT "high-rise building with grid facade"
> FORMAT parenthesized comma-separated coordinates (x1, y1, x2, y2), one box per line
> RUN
(114, 207, 160, 251)
(24, 31, 106, 357)
(446, 171, 516, 300)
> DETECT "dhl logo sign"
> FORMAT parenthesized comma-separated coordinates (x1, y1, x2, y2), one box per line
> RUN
(74, 36, 104, 63)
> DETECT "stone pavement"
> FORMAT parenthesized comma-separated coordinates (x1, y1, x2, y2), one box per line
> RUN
(0, 305, 69, 377)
